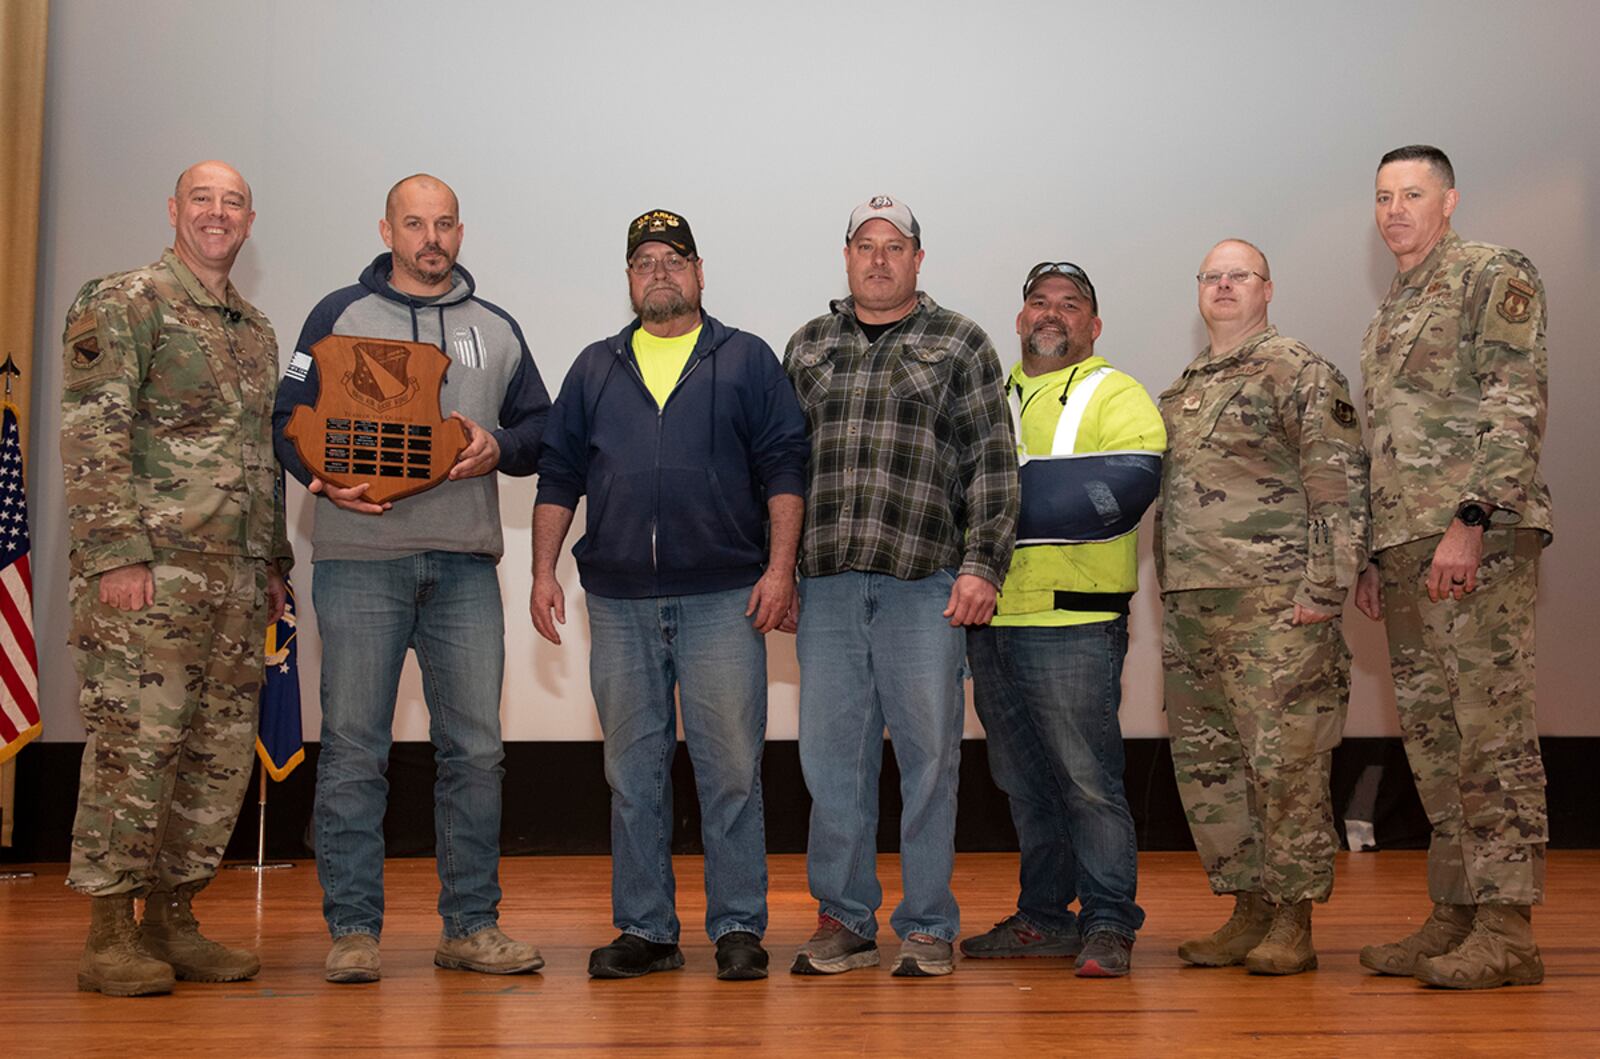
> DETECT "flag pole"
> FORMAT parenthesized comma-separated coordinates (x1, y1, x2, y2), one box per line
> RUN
(227, 764, 292, 872)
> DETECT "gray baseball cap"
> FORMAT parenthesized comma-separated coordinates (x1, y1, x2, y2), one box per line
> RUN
(845, 195, 921, 243)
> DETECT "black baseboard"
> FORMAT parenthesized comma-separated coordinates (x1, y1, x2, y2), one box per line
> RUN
(4, 737, 1596, 863)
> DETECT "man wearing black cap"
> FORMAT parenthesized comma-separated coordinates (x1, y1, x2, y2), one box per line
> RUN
(961, 263, 1164, 977)
(533, 209, 809, 980)
(785, 196, 1018, 977)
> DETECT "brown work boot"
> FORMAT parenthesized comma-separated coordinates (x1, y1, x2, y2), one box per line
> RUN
(1359, 902, 1474, 975)
(78, 896, 176, 996)
(1413, 904, 1544, 989)
(141, 881, 261, 982)
(326, 933, 381, 984)
(1245, 899, 1317, 975)
(1177, 891, 1272, 967)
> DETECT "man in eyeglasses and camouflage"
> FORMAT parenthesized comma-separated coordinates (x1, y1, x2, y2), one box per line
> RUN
(960, 262, 1165, 977)
(533, 209, 809, 981)
(1155, 239, 1370, 975)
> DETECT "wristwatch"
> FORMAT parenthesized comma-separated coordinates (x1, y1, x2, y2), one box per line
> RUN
(1456, 502, 1491, 528)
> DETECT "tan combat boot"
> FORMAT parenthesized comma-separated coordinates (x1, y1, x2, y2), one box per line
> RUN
(1413, 904, 1544, 989)
(1177, 891, 1273, 966)
(78, 895, 176, 996)
(1358, 902, 1474, 975)
(141, 881, 261, 982)
(1245, 899, 1317, 975)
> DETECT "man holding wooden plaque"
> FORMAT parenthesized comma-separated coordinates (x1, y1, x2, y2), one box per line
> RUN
(271, 174, 550, 984)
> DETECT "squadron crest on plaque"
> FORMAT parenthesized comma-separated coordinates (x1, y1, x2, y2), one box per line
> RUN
(282, 334, 468, 503)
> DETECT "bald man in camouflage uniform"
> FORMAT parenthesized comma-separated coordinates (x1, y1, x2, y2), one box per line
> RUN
(1156, 239, 1369, 975)
(62, 161, 291, 996)
(1354, 145, 1552, 990)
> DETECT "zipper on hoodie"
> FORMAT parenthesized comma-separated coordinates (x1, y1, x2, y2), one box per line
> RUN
(619, 336, 709, 579)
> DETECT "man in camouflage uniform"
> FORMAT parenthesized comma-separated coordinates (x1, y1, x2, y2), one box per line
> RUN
(1156, 239, 1369, 975)
(61, 160, 291, 996)
(1354, 145, 1552, 990)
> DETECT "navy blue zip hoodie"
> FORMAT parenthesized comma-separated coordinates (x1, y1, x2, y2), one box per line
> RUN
(536, 312, 808, 599)
(272, 254, 550, 562)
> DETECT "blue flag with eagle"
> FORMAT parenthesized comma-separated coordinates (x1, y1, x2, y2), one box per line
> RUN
(257, 575, 304, 780)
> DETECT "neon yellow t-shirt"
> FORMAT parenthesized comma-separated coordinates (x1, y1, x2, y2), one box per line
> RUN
(631, 325, 701, 408)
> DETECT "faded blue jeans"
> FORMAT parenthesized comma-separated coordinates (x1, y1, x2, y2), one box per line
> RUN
(967, 619, 1144, 940)
(796, 569, 967, 943)
(312, 551, 507, 941)
(587, 585, 769, 944)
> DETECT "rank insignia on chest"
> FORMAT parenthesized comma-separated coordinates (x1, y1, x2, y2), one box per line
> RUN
(1182, 394, 1202, 414)
(1497, 278, 1535, 324)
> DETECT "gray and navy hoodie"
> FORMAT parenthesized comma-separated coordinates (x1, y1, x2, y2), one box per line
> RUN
(537, 313, 809, 599)
(271, 254, 550, 562)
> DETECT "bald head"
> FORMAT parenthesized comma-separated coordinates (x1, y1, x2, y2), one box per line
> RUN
(175, 160, 252, 209)
(386, 173, 458, 222)
(1205, 238, 1270, 280)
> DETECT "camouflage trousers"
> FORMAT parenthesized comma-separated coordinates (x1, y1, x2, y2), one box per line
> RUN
(67, 549, 267, 897)
(1377, 529, 1546, 906)
(1163, 583, 1349, 903)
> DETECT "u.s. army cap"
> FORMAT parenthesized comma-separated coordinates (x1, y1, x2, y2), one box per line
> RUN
(627, 209, 697, 260)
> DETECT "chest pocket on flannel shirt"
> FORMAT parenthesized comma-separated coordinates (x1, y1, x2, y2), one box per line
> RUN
(789, 346, 834, 414)
(889, 344, 952, 405)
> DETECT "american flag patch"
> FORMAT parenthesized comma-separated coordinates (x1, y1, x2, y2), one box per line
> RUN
(285, 350, 313, 381)
(451, 326, 486, 370)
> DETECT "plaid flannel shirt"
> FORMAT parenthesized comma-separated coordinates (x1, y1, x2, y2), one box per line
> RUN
(784, 292, 1018, 586)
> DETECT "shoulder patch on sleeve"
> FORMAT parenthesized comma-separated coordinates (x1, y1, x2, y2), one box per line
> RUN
(71, 330, 101, 367)
(1333, 398, 1357, 427)
(1496, 277, 1535, 324)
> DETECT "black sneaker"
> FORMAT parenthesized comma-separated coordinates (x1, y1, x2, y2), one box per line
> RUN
(715, 931, 770, 981)
(588, 933, 685, 979)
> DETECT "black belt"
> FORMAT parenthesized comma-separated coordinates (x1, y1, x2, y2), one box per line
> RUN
(1053, 591, 1133, 615)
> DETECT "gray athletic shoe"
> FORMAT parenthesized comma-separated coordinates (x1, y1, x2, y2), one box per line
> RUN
(959, 914, 1082, 959)
(892, 932, 954, 977)
(791, 914, 879, 975)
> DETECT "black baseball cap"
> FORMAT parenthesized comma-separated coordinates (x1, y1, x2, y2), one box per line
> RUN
(1022, 261, 1098, 314)
(627, 209, 697, 260)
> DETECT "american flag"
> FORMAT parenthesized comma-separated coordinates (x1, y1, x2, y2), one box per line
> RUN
(0, 402, 39, 764)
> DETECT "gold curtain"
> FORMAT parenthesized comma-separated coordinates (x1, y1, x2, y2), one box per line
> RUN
(0, 0, 49, 847)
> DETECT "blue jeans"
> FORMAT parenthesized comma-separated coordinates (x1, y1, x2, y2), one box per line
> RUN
(311, 552, 507, 941)
(796, 570, 966, 942)
(968, 620, 1144, 940)
(587, 586, 768, 944)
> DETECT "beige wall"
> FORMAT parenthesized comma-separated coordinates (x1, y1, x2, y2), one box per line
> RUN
(29, 0, 1600, 741)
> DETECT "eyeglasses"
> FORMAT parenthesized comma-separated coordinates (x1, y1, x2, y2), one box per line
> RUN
(628, 253, 696, 275)
(1022, 261, 1098, 312)
(1196, 269, 1268, 286)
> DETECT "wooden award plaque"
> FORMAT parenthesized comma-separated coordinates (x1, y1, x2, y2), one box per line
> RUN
(282, 335, 469, 503)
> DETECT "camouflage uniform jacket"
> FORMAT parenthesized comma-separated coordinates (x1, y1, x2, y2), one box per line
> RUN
(61, 248, 292, 578)
(1361, 230, 1552, 552)
(1155, 326, 1370, 612)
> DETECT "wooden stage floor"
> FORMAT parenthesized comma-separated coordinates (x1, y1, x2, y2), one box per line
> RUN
(2, 851, 1596, 1057)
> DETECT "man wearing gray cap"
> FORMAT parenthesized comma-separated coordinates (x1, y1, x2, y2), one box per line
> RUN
(962, 262, 1165, 977)
(784, 196, 1018, 977)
